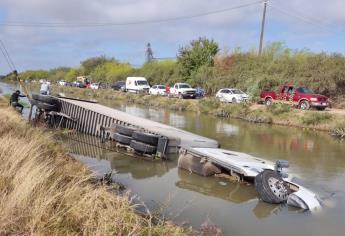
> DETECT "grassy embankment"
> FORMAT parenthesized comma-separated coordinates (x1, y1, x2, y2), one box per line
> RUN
(50, 85, 345, 135)
(0, 95, 187, 235)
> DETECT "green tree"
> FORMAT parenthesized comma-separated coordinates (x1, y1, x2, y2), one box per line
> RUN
(81, 56, 117, 75)
(177, 37, 219, 79)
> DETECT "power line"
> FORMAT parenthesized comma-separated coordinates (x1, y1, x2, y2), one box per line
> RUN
(0, 1, 262, 28)
(0, 40, 15, 71)
(0, 40, 16, 70)
(269, 4, 337, 34)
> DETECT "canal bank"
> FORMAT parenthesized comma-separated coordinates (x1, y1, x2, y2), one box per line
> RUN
(44, 84, 345, 135)
(0, 97, 187, 235)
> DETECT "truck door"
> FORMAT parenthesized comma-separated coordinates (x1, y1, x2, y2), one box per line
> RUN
(286, 86, 295, 101)
(281, 86, 289, 100)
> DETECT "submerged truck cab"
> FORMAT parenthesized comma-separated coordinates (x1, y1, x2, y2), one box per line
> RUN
(126, 77, 150, 93)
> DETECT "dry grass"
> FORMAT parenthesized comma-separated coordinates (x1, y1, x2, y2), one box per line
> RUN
(0, 100, 187, 235)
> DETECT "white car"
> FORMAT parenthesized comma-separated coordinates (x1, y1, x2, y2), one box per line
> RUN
(149, 85, 166, 95)
(90, 83, 100, 90)
(58, 80, 67, 86)
(216, 88, 249, 103)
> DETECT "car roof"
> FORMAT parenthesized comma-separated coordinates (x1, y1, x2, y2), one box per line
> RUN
(219, 88, 239, 90)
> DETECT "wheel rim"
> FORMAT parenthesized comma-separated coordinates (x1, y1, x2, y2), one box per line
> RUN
(267, 177, 288, 200)
(266, 99, 272, 106)
(232, 98, 236, 103)
(300, 102, 307, 110)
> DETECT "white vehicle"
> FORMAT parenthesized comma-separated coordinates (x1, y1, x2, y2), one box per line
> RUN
(58, 80, 67, 86)
(149, 85, 166, 95)
(125, 77, 150, 93)
(180, 147, 321, 211)
(216, 88, 249, 103)
(90, 83, 100, 90)
(170, 83, 196, 99)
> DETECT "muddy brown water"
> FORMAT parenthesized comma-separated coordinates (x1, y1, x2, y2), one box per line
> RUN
(65, 103, 345, 236)
(2, 82, 345, 236)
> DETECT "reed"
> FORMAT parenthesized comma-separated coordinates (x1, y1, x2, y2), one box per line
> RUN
(0, 103, 186, 235)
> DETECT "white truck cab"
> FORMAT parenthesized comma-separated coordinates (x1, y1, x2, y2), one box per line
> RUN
(126, 77, 150, 93)
(170, 83, 196, 99)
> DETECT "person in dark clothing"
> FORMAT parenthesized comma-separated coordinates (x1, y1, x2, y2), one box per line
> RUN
(10, 90, 25, 113)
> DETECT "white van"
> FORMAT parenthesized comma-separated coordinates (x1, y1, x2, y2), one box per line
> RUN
(125, 77, 150, 93)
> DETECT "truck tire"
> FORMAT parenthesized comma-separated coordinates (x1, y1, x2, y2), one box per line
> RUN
(31, 94, 59, 105)
(232, 97, 237, 103)
(299, 100, 310, 110)
(265, 98, 273, 106)
(30, 99, 59, 111)
(130, 140, 157, 154)
(116, 125, 137, 137)
(255, 170, 289, 204)
(178, 93, 183, 99)
(132, 131, 159, 146)
(113, 132, 132, 145)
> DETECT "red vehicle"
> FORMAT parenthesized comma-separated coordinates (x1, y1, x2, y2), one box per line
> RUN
(260, 84, 329, 110)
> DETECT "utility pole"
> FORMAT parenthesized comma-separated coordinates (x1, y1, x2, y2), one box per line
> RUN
(146, 43, 154, 63)
(258, 0, 268, 56)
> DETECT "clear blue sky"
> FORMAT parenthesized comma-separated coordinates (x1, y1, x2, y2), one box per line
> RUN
(1, 0, 344, 74)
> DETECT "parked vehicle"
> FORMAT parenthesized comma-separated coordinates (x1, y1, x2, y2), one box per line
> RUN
(260, 84, 329, 110)
(125, 77, 150, 93)
(58, 80, 67, 86)
(170, 83, 196, 99)
(111, 81, 126, 91)
(77, 75, 91, 88)
(73, 81, 86, 88)
(216, 88, 249, 103)
(90, 82, 100, 90)
(149, 85, 166, 95)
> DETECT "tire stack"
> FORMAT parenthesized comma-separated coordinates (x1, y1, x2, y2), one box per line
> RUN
(112, 125, 137, 146)
(30, 94, 61, 112)
(112, 125, 160, 155)
(130, 131, 159, 155)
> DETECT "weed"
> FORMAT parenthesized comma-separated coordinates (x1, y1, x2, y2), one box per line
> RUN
(301, 112, 333, 126)
(0, 104, 187, 235)
(267, 102, 291, 115)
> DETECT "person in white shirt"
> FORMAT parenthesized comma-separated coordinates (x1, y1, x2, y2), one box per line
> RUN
(40, 81, 51, 95)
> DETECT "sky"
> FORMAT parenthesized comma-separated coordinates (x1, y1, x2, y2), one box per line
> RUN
(1, 0, 345, 75)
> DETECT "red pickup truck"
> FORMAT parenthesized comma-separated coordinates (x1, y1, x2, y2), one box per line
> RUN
(260, 84, 329, 110)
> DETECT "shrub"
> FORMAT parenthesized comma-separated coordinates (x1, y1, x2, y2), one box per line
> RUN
(301, 112, 333, 125)
(267, 102, 291, 115)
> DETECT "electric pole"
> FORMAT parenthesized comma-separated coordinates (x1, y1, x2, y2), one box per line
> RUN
(258, 0, 268, 56)
(146, 43, 154, 63)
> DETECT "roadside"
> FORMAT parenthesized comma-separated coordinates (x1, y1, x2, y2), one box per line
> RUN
(43, 85, 345, 135)
(0, 96, 187, 235)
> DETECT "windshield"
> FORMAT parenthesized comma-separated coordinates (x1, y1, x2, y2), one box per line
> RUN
(158, 85, 165, 89)
(137, 80, 148, 85)
(179, 84, 191, 88)
(231, 89, 244, 94)
(297, 87, 314, 94)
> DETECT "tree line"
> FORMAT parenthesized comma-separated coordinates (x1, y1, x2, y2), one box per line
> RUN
(2, 38, 345, 99)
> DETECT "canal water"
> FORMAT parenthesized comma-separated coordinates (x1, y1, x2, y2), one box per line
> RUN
(1, 82, 345, 236)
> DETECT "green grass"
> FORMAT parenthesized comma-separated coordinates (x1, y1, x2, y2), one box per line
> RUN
(267, 102, 292, 115)
(301, 112, 333, 126)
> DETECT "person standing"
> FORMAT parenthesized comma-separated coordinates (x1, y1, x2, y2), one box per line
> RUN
(10, 90, 25, 113)
(40, 81, 51, 95)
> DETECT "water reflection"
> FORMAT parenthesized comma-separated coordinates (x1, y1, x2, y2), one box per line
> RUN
(176, 169, 257, 204)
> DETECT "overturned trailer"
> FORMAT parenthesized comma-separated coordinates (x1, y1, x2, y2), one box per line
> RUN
(29, 94, 322, 211)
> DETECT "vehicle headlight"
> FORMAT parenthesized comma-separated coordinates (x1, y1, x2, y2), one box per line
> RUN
(310, 98, 318, 102)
